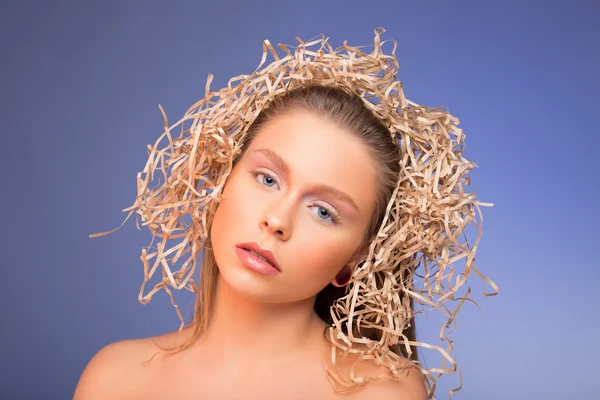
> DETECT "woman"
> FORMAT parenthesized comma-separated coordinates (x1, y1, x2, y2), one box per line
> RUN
(75, 29, 496, 399)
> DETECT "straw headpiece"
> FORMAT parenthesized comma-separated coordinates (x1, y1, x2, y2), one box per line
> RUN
(91, 27, 498, 399)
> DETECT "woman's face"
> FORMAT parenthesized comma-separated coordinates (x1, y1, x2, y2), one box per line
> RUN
(210, 110, 377, 302)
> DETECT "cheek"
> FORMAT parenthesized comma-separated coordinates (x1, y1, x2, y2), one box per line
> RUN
(211, 174, 257, 244)
(292, 228, 359, 279)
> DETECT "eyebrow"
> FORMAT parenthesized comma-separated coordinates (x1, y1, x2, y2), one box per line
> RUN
(251, 148, 360, 212)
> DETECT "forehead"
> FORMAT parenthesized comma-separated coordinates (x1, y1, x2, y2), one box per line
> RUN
(245, 111, 377, 213)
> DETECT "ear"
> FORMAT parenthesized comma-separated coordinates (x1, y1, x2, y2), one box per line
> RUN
(330, 244, 370, 287)
(330, 264, 352, 288)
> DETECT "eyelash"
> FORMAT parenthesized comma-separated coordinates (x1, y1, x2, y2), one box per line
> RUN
(248, 168, 341, 225)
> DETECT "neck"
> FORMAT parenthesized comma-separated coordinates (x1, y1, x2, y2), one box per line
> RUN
(196, 272, 329, 372)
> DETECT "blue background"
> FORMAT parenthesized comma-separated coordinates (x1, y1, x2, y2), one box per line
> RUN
(1, 1, 598, 398)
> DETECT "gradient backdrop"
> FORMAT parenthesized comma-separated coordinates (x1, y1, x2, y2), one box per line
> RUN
(1, 1, 598, 399)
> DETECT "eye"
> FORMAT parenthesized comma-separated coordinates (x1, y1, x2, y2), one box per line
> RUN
(250, 168, 280, 190)
(249, 167, 341, 225)
(310, 203, 340, 225)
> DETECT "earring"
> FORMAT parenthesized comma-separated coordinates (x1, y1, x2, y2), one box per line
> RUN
(334, 265, 352, 286)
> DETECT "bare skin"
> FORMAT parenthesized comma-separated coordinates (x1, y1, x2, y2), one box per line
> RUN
(74, 111, 428, 399)
(74, 325, 426, 399)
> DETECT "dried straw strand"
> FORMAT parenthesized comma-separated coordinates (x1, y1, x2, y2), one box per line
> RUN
(90, 27, 497, 399)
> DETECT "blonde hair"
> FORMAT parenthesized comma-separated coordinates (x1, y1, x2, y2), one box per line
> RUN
(91, 28, 498, 399)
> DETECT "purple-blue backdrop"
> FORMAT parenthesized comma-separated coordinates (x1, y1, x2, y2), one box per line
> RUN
(2, 1, 598, 399)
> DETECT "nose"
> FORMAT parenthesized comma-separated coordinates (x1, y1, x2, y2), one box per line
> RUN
(259, 202, 292, 241)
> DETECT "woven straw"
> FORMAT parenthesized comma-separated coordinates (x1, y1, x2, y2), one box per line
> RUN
(91, 28, 498, 399)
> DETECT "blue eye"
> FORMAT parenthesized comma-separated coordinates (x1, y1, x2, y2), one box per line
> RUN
(249, 168, 340, 225)
(251, 169, 279, 189)
(311, 204, 339, 225)
(260, 174, 276, 187)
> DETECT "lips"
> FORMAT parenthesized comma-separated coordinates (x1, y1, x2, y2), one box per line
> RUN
(235, 242, 281, 271)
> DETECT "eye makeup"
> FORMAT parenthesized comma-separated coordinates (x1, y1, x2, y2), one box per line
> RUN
(247, 167, 342, 225)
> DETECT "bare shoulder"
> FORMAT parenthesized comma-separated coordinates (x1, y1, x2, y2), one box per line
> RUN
(359, 360, 429, 400)
(73, 327, 194, 400)
(73, 338, 148, 400)
(330, 345, 429, 400)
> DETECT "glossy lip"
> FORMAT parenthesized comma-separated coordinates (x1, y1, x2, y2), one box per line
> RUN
(235, 242, 281, 272)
